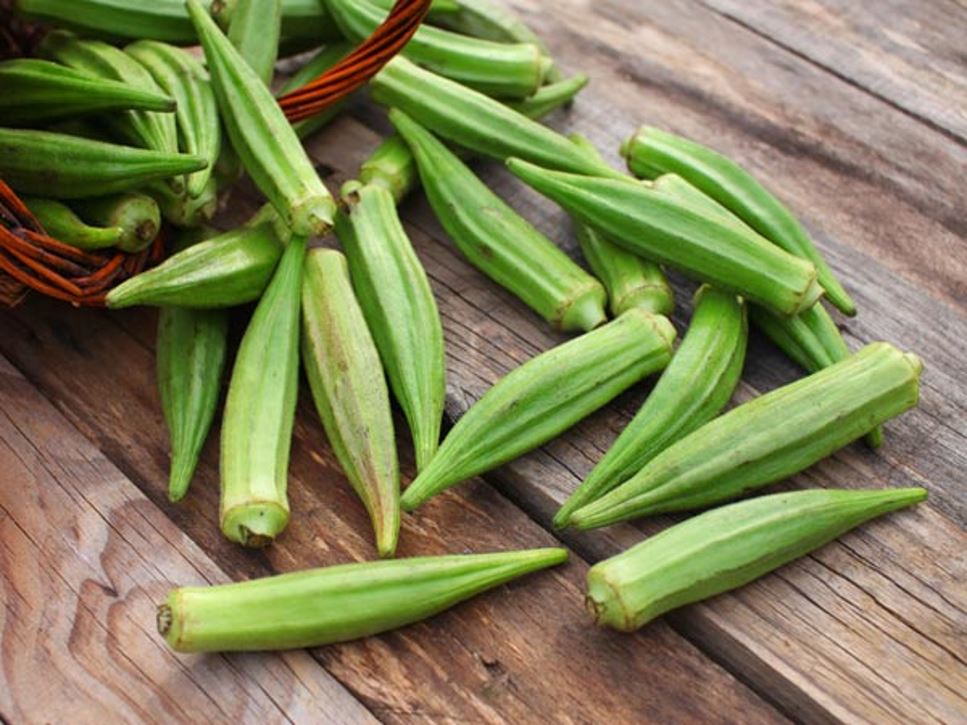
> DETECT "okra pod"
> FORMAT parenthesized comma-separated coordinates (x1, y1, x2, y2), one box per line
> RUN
(125, 41, 220, 199)
(371, 57, 621, 178)
(0, 58, 174, 126)
(70, 192, 161, 253)
(14, 0, 211, 43)
(226, 0, 282, 86)
(220, 235, 307, 547)
(391, 110, 607, 332)
(186, 0, 336, 237)
(157, 227, 230, 502)
(106, 211, 284, 309)
(505, 74, 588, 119)
(159, 547, 567, 652)
(39, 32, 181, 182)
(400, 310, 676, 511)
(21, 197, 128, 251)
(622, 126, 857, 315)
(507, 160, 822, 316)
(587, 487, 926, 631)
(0, 128, 206, 199)
(336, 181, 446, 473)
(571, 343, 922, 528)
(147, 174, 220, 229)
(327, 0, 547, 99)
(555, 286, 746, 528)
(302, 249, 401, 557)
(278, 43, 354, 140)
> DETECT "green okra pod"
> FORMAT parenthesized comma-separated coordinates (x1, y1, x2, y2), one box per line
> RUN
(213, 0, 341, 43)
(70, 192, 161, 253)
(336, 181, 445, 473)
(147, 175, 220, 229)
(0, 128, 206, 199)
(187, 0, 336, 237)
(0, 58, 174, 126)
(371, 57, 621, 178)
(571, 342, 922, 529)
(220, 235, 307, 547)
(507, 159, 822, 317)
(587, 487, 927, 631)
(106, 210, 284, 309)
(39, 32, 181, 184)
(622, 126, 857, 316)
(302, 249, 401, 557)
(278, 43, 354, 140)
(126, 41, 221, 199)
(505, 73, 588, 118)
(21, 197, 128, 251)
(391, 110, 607, 332)
(401, 310, 677, 511)
(159, 547, 567, 652)
(328, 0, 548, 99)
(15, 0, 211, 43)
(555, 286, 746, 528)
(157, 227, 230, 503)
(226, 0, 282, 86)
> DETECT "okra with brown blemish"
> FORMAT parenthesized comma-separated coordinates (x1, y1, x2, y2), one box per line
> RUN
(186, 0, 336, 237)
(159, 547, 567, 652)
(391, 110, 607, 332)
(507, 159, 822, 317)
(336, 180, 445, 473)
(302, 249, 401, 557)
(555, 286, 746, 528)
(622, 126, 857, 315)
(570, 342, 922, 529)
(220, 234, 307, 547)
(400, 309, 676, 511)
(587, 487, 927, 631)
(328, 0, 549, 99)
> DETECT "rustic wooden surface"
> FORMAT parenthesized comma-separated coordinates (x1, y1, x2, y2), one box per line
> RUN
(2, 0, 965, 723)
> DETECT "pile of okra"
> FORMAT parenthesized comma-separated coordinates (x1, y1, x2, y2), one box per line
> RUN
(3, 0, 927, 653)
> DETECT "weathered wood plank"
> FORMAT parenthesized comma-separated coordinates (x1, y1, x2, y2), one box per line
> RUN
(0, 302, 784, 724)
(699, 0, 967, 141)
(0, 356, 374, 725)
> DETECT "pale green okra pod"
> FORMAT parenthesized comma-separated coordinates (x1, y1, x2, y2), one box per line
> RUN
(555, 286, 746, 528)
(587, 487, 927, 631)
(159, 547, 567, 652)
(571, 342, 922, 529)
(336, 181, 446, 473)
(301, 249, 401, 558)
(401, 310, 677, 511)
(220, 235, 307, 547)
(225, 0, 282, 86)
(186, 0, 336, 237)
(391, 110, 608, 333)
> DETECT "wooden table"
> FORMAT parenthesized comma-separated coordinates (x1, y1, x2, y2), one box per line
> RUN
(2, 1, 965, 722)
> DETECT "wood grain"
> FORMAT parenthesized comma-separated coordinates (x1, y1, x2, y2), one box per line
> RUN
(0, 301, 782, 724)
(0, 356, 374, 724)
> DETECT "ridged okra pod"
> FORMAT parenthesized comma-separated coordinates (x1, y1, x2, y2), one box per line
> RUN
(371, 57, 621, 178)
(328, 0, 547, 99)
(555, 286, 746, 528)
(505, 73, 588, 119)
(336, 181, 445, 473)
(302, 250, 401, 557)
(148, 175, 220, 229)
(22, 197, 128, 251)
(278, 44, 354, 140)
(0, 58, 174, 126)
(220, 235, 307, 547)
(0, 128, 206, 199)
(14, 0, 211, 43)
(157, 227, 230, 502)
(70, 193, 161, 252)
(225, 0, 282, 86)
(622, 126, 856, 316)
(401, 310, 676, 511)
(654, 173, 883, 448)
(159, 547, 567, 652)
(126, 41, 220, 199)
(186, 0, 336, 237)
(571, 343, 922, 529)
(106, 210, 284, 308)
(587, 487, 927, 630)
(40, 33, 180, 178)
(507, 159, 822, 317)
(392, 110, 607, 332)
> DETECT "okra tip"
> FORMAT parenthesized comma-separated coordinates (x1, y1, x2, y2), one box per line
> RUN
(585, 570, 634, 631)
(289, 196, 337, 238)
(559, 286, 608, 332)
(221, 502, 290, 548)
